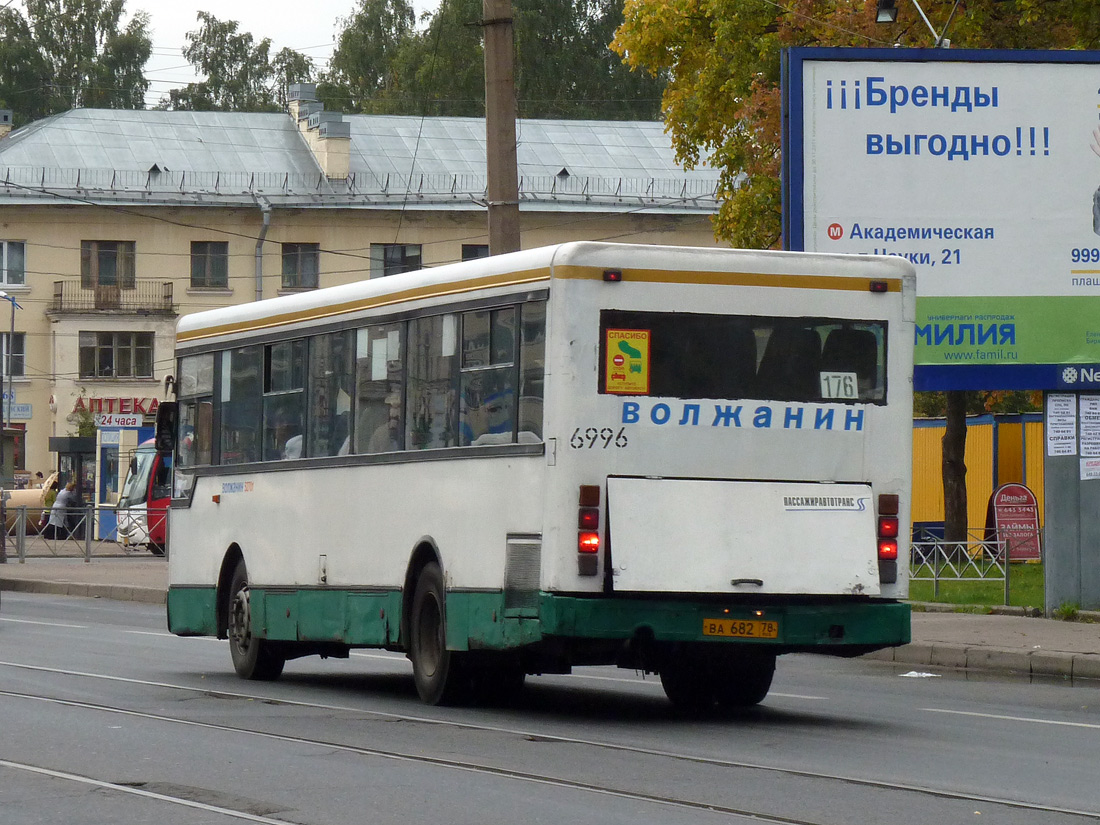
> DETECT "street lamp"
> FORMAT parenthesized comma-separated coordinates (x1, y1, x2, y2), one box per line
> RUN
(0, 290, 18, 564)
(876, 0, 960, 48)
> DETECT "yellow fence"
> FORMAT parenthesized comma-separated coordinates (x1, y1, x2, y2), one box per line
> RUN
(912, 415, 1044, 529)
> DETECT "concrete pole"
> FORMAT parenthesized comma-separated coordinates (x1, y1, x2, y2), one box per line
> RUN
(483, 0, 521, 254)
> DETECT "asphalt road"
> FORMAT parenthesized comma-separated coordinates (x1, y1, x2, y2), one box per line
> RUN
(2, 591, 1099, 825)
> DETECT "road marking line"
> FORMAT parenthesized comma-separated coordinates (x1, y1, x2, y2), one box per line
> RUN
(350, 650, 407, 661)
(0, 759, 290, 824)
(0, 617, 87, 629)
(924, 707, 1100, 730)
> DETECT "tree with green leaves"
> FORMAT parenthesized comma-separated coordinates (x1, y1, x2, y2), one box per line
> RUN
(319, 0, 664, 120)
(322, 0, 417, 113)
(0, 0, 151, 124)
(161, 12, 314, 112)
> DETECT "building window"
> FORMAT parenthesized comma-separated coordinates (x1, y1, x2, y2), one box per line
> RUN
(78, 331, 153, 378)
(461, 244, 489, 262)
(0, 241, 25, 286)
(191, 241, 229, 288)
(81, 241, 136, 289)
(0, 332, 25, 377)
(370, 243, 422, 277)
(281, 243, 319, 289)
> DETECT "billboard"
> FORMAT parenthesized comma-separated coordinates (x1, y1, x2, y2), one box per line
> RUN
(784, 48, 1100, 390)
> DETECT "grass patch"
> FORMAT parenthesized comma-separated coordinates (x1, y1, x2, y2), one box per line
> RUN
(908, 562, 1044, 610)
(1051, 602, 1079, 622)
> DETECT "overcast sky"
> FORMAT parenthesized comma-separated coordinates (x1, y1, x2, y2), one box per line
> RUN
(132, 0, 438, 107)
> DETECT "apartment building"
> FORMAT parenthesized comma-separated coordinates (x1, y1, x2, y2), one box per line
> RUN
(0, 84, 720, 487)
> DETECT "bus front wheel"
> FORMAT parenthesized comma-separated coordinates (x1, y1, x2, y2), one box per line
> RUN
(409, 562, 466, 705)
(227, 560, 285, 681)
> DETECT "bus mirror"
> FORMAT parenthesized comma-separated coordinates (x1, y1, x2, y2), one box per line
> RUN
(129, 457, 138, 477)
(155, 401, 178, 453)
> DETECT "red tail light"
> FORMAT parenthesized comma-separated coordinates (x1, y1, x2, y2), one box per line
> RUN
(876, 493, 900, 578)
(578, 485, 602, 574)
(578, 532, 600, 553)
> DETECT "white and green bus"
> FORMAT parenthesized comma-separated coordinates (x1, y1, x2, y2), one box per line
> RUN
(161, 242, 915, 709)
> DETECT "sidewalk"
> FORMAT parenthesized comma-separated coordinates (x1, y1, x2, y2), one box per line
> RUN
(0, 556, 168, 605)
(1, 556, 1098, 682)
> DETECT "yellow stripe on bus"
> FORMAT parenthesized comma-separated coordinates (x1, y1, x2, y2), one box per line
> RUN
(177, 268, 552, 343)
(178, 263, 901, 343)
(554, 265, 903, 292)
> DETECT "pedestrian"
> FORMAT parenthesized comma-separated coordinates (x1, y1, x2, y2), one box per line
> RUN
(44, 481, 77, 540)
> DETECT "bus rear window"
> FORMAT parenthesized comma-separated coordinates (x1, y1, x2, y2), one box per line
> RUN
(599, 310, 887, 404)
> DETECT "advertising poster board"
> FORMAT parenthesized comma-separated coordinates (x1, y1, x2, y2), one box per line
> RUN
(985, 482, 1042, 561)
(784, 48, 1100, 390)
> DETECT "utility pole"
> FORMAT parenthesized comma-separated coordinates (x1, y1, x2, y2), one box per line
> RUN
(483, 0, 521, 254)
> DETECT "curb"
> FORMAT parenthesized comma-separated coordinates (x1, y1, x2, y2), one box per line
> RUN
(863, 643, 1100, 681)
(0, 577, 166, 605)
(911, 601, 1100, 622)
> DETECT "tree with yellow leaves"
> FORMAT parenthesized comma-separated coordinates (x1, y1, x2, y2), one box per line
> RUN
(612, 0, 1098, 249)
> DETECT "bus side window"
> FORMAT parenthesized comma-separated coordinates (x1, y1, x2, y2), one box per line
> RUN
(221, 347, 263, 464)
(307, 331, 355, 457)
(460, 308, 516, 446)
(355, 323, 405, 454)
(177, 353, 215, 470)
(518, 301, 545, 440)
(407, 315, 458, 450)
(262, 339, 307, 461)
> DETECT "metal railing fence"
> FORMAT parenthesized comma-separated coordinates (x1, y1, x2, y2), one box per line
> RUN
(909, 527, 1011, 605)
(0, 503, 162, 561)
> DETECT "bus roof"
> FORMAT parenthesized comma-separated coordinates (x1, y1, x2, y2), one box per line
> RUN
(175, 242, 915, 346)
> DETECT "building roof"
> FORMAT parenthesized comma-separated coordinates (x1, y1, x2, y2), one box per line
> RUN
(0, 109, 718, 213)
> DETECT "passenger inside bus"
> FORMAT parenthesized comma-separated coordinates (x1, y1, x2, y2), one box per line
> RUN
(367, 404, 402, 453)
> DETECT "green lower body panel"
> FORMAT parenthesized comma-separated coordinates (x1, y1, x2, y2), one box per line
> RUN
(167, 583, 909, 654)
(167, 586, 218, 636)
(538, 596, 911, 650)
(260, 589, 403, 646)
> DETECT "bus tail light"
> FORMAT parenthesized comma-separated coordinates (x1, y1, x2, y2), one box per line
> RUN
(578, 485, 601, 576)
(579, 508, 599, 529)
(578, 532, 600, 552)
(877, 493, 899, 583)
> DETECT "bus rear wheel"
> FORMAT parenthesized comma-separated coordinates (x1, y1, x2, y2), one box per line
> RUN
(717, 652, 776, 709)
(227, 560, 285, 681)
(660, 649, 775, 713)
(409, 562, 466, 705)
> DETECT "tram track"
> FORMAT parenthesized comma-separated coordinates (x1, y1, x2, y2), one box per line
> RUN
(1, 660, 1098, 823)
